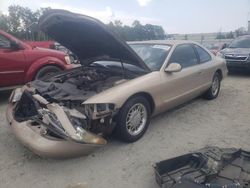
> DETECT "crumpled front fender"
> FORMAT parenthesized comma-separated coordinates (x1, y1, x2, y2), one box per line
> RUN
(6, 93, 107, 158)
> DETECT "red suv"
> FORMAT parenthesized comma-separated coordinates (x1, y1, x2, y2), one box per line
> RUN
(0, 30, 73, 89)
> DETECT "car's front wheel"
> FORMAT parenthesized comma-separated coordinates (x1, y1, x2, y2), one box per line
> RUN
(203, 72, 221, 100)
(35, 65, 62, 80)
(115, 96, 151, 143)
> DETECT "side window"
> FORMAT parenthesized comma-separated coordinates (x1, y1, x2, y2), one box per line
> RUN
(194, 45, 212, 63)
(169, 44, 198, 68)
(0, 35, 10, 49)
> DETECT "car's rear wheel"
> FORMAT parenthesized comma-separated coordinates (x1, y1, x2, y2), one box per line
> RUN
(35, 65, 62, 80)
(115, 96, 151, 143)
(203, 72, 221, 100)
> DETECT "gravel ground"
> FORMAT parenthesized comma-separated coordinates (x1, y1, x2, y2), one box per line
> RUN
(0, 73, 250, 188)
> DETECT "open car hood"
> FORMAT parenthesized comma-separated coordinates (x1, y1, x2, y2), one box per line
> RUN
(39, 9, 150, 71)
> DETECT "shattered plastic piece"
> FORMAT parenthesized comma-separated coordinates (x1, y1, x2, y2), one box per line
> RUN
(154, 146, 250, 188)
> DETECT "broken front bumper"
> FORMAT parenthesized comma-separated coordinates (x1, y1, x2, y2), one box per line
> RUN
(6, 89, 107, 158)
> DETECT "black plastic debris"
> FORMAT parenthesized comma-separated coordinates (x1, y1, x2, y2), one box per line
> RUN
(154, 146, 250, 188)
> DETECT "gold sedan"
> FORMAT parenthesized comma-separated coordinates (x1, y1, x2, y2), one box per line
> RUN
(6, 10, 228, 158)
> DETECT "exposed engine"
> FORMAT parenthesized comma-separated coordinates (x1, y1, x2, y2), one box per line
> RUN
(31, 66, 128, 104)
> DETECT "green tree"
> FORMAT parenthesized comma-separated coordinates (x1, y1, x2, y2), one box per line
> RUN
(0, 5, 50, 40)
(0, 14, 9, 32)
(8, 5, 22, 33)
(235, 27, 246, 37)
(226, 31, 234, 39)
(216, 32, 226, 39)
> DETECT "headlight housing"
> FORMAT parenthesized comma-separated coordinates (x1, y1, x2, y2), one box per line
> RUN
(9, 88, 22, 103)
(64, 55, 71, 64)
(83, 103, 115, 119)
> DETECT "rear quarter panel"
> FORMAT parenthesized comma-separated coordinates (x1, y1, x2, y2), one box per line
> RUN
(215, 56, 228, 78)
(205, 56, 227, 84)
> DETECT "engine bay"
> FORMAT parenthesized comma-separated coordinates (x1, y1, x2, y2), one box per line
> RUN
(31, 66, 128, 103)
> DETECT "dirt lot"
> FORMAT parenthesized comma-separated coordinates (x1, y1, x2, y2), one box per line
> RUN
(0, 73, 250, 188)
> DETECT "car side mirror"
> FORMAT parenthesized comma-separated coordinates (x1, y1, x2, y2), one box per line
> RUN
(10, 40, 21, 50)
(165, 62, 182, 73)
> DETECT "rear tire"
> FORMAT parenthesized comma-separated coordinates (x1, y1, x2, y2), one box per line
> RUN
(35, 65, 62, 80)
(203, 72, 221, 100)
(115, 96, 151, 143)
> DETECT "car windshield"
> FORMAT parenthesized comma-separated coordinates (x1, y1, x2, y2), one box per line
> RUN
(228, 37, 250, 48)
(91, 60, 148, 74)
(129, 44, 171, 71)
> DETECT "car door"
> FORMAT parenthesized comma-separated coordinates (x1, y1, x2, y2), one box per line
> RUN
(159, 44, 203, 111)
(0, 34, 26, 87)
(193, 44, 214, 88)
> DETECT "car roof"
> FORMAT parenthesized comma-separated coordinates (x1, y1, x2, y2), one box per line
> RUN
(128, 40, 201, 46)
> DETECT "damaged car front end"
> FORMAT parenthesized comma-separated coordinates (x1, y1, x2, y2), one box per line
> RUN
(6, 9, 150, 158)
(7, 86, 109, 158)
(6, 60, 147, 158)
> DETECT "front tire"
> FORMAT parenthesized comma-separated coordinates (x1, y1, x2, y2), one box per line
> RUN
(115, 96, 151, 143)
(35, 65, 62, 80)
(203, 72, 221, 100)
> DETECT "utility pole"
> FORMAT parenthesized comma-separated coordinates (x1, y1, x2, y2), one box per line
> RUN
(219, 26, 222, 42)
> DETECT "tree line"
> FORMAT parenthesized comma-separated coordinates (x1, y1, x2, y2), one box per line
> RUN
(0, 5, 50, 41)
(0, 5, 167, 41)
(107, 20, 166, 41)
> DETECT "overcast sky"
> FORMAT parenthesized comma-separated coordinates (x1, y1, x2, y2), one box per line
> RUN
(0, 0, 250, 34)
